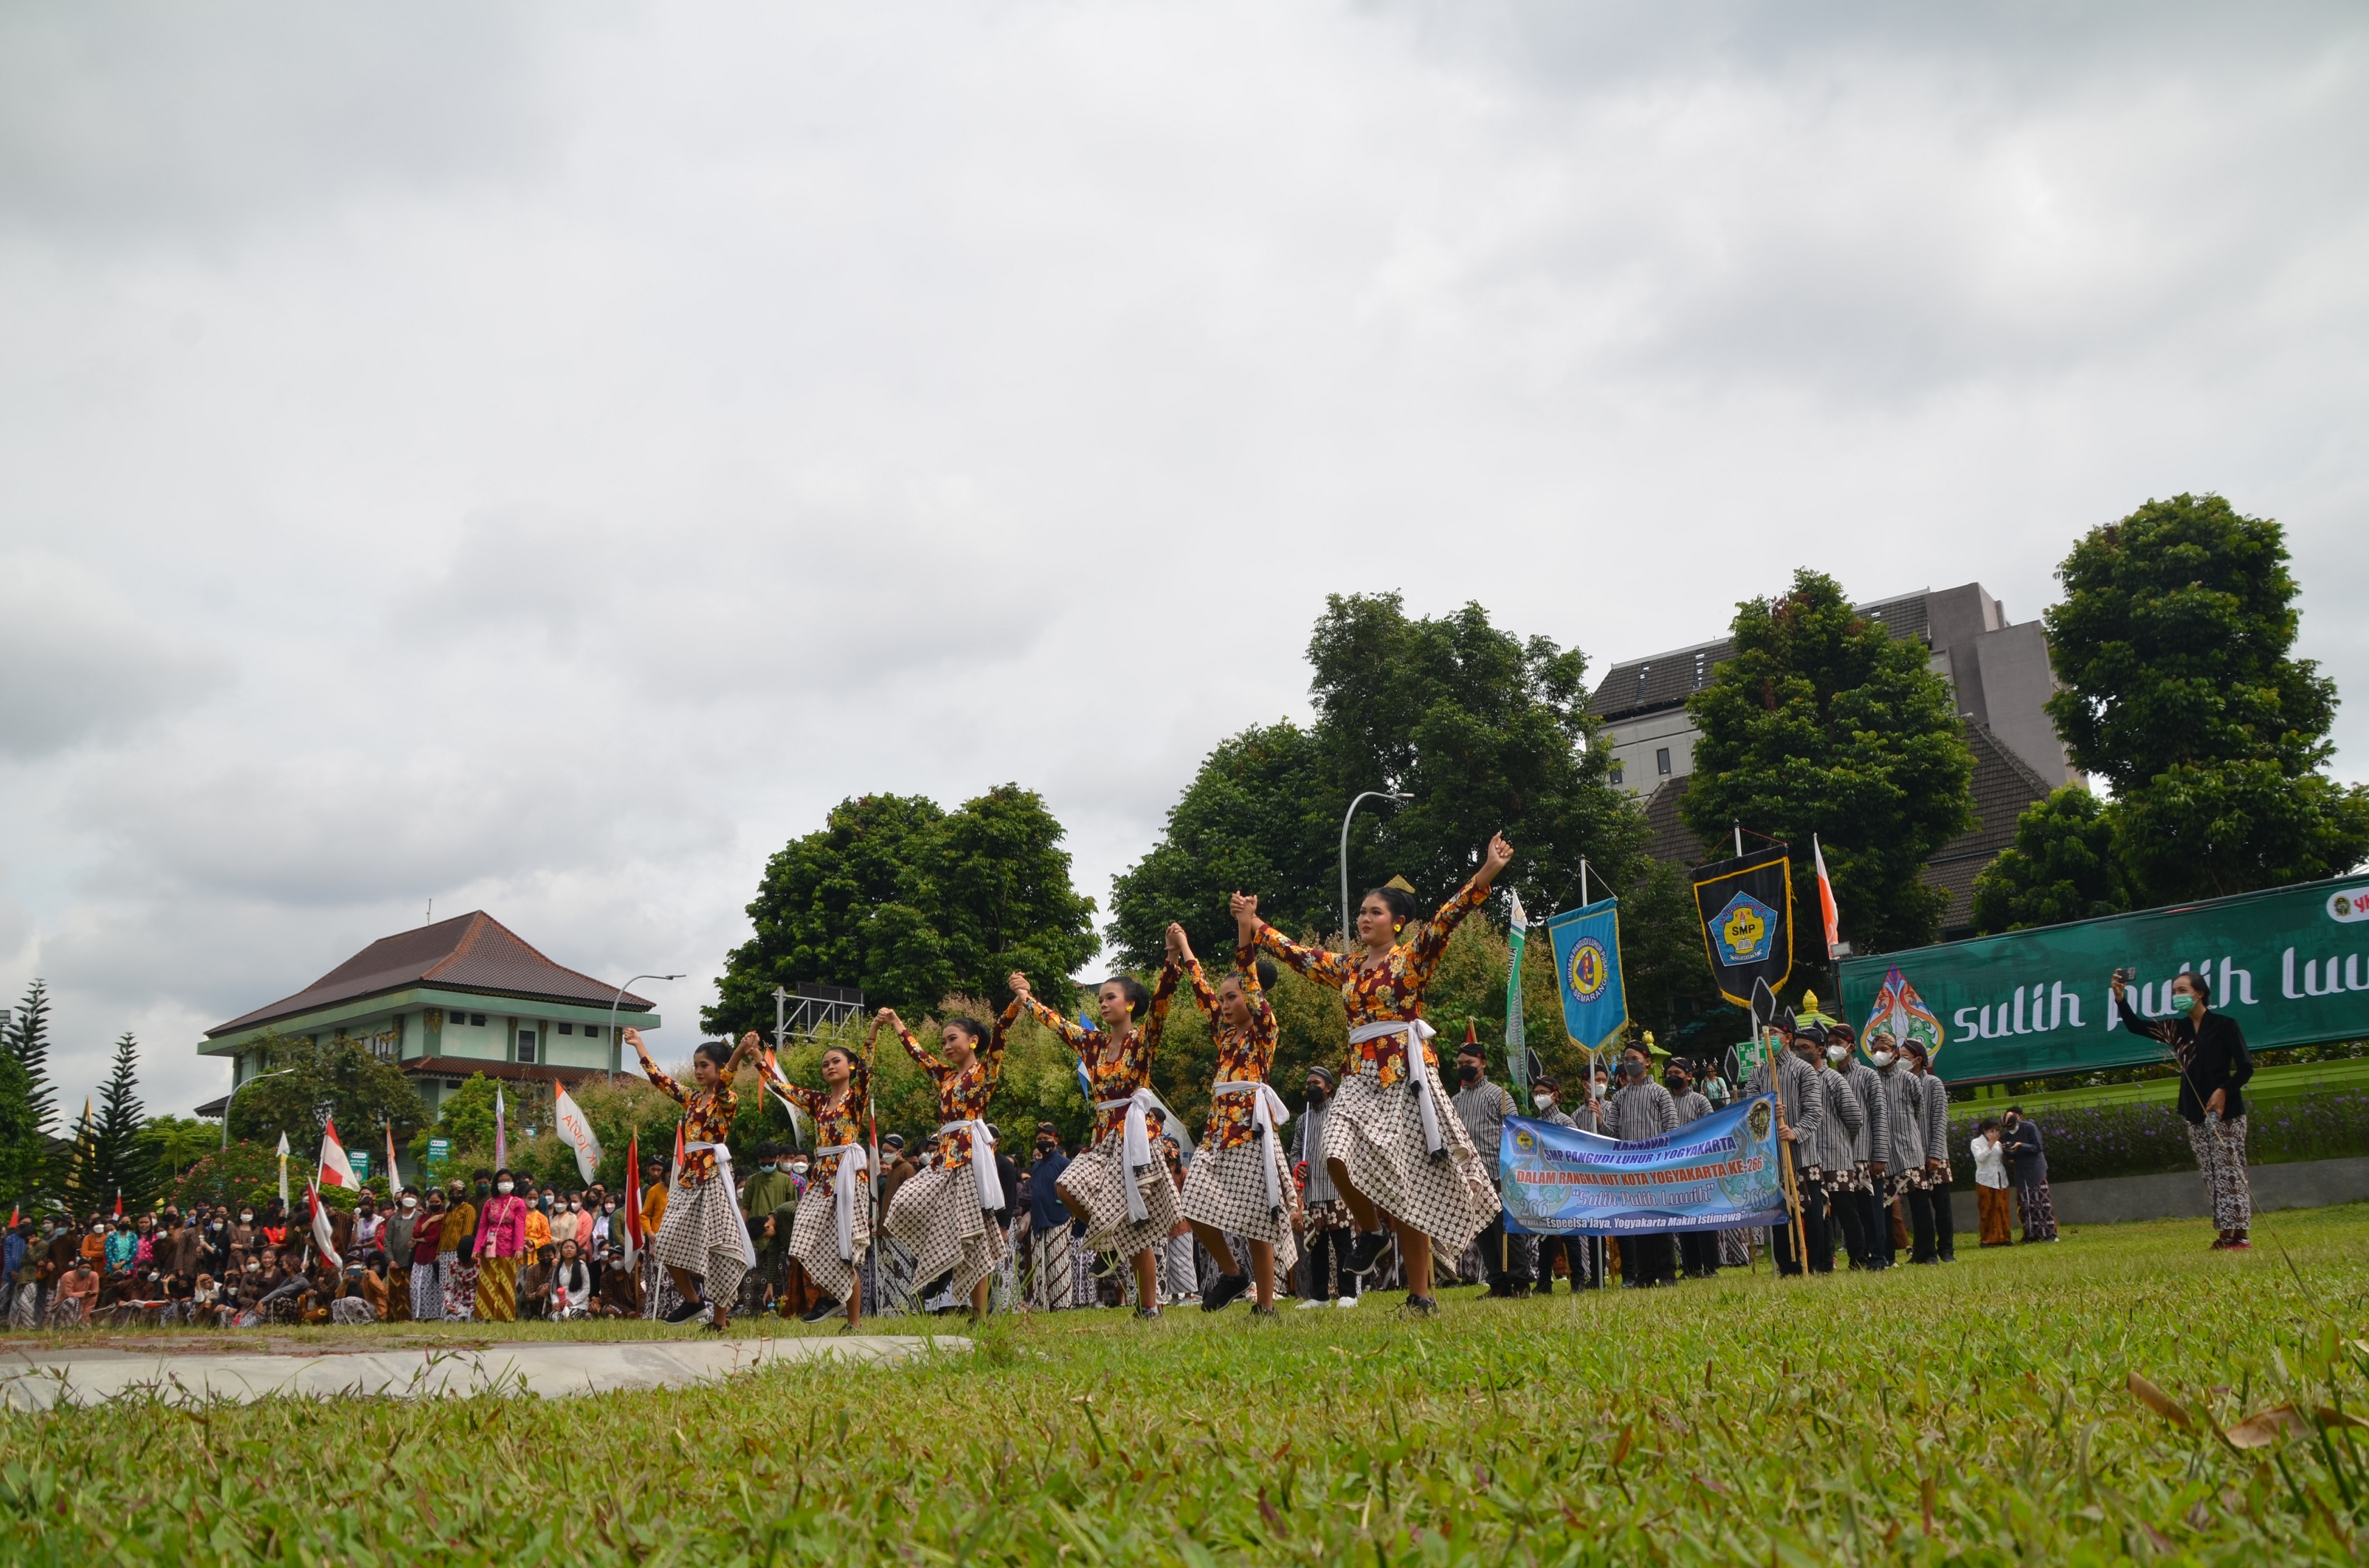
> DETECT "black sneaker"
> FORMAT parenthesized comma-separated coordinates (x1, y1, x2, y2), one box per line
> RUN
(1400, 1294, 1438, 1317)
(1345, 1230, 1393, 1278)
(1201, 1273, 1251, 1313)
(663, 1298, 709, 1324)
(1249, 1304, 1279, 1319)
(800, 1296, 842, 1324)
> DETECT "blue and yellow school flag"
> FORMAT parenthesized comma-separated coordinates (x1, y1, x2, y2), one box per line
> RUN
(1547, 896, 1628, 1049)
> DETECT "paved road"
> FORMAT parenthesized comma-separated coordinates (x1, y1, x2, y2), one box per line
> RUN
(0, 1333, 966, 1409)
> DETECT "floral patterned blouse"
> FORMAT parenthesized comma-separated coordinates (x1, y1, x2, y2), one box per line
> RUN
(1256, 875, 1490, 1087)
(1021, 963, 1180, 1142)
(897, 1003, 1017, 1172)
(644, 1067, 737, 1186)
(774, 1074, 871, 1186)
(1183, 950, 1280, 1150)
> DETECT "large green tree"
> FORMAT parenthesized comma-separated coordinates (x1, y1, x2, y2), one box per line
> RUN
(3, 978, 56, 1139)
(1970, 784, 2128, 933)
(224, 1030, 431, 1154)
(2045, 493, 2369, 906)
(70, 1033, 157, 1214)
(1681, 568, 1975, 956)
(0, 1053, 39, 1211)
(1109, 596, 1646, 968)
(709, 783, 1099, 1034)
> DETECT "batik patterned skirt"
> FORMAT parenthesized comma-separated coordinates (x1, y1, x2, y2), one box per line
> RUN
(440, 1250, 477, 1321)
(1057, 1126, 1182, 1260)
(409, 1257, 441, 1321)
(789, 1177, 872, 1305)
(474, 1255, 520, 1321)
(884, 1163, 1004, 1301)
(1179, 1138, 1300, 1276)
(652, 1176, 752, 1311)
(1320, 1056, 1499, 1256)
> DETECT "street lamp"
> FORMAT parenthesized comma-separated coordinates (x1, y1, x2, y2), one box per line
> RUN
(1340, 790, 1412, 943)
(221, 1066, 295, 1149)
(608, 973, 684, 1085)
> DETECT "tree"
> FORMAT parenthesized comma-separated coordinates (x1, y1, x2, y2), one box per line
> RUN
(2045, 494, 2369, 906)
(0, 1053, 40, 1211)
(72, 1033, 157, 1215)
(134, 1114, 223, 1183)
(1971, 785, 2128, 933)
(1108, 596, 1647, 968)
(708, 783, 1099, 1034)
(408, 1073, 525, 1172)
(3, 977, 56, 1139)
(1682, 568, 1976, 956)
(225, 1030, 430, 1155)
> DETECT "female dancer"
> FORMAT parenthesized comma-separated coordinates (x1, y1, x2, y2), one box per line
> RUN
(772, 1039, 874, 1329)
(881, 1004, 1016, 1321)
(1235, 831, 1513, 1313)
(1170, 922, 1299, 1316)
(628, 1027, 761, 1328)
(1009, 962, 1180, 1320)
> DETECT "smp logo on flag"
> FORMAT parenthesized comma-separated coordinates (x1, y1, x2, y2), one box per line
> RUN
(1566, 937, 1611, 1002)
(1715, 891, 1777, 966)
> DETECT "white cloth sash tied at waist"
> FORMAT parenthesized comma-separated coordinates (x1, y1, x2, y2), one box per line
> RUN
(682, 1142, 760, 1267)
(1211, 1079, 1292, 1215)
(1095, 1088, 1163, 1222)
(1346, 1018, 1445, 1159)
(937, 1119, 1004, 1212)
(814, 1141, 870, 1262)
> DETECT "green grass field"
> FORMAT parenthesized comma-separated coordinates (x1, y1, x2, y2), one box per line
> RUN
(3, 1208, 2368, 1565)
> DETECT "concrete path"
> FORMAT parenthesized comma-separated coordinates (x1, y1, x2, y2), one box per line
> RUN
(0, 1333, 966, 1411)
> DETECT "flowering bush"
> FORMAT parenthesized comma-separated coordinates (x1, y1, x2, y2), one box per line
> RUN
(1948, 1092, 2369, 1186)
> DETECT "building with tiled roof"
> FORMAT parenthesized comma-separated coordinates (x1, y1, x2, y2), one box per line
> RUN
(196, 911, 663, 1121)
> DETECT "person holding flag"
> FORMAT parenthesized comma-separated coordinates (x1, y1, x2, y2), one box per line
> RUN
(1233, 832, 1514, 1316)
(1009, 958, 1180, 1321)
(768, 1037, 874, 1329)
(1168, 923, 1298, 1317)
(628, 1027, 760, 1330)
(881, 1002, 1017, 1323)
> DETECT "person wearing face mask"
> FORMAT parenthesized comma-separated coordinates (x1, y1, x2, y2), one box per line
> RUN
(471, 1168, 530, 1321)
(1664, 1062, 1719, 1281)
(1741, 1018, 1828, 1276)
(2114, 968, 2253, 1249)
(1826, 1023, 1890, 1271)
(1866, 1032, 1934, 1264)
(409, 1193, 447, 1319)
(1293, 1067, 1359, 1309)
(1798, 1023, 1865, 1275)
(438, 1178, 480, 1320)
(1905, 1041, 1956, 1262)
(1448, 1030, 1530, 1298)
(384, 1190, 419, 1322)
(1022, 1124, 1074, 1312)
(1602, 1044, 1679, 1287)
(1525, 1078, 1588, 1294)
(229, 1207, 257, 1275)
(1171, 928, 1300, 1317)
(2000, 1107, 2056, 1243)
(738, 1142, 799, 1317)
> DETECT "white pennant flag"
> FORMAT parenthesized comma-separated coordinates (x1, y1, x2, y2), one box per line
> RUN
(551, 1085, 604, 1185)
(317, 1115, 359, 1190)
(275, 1131, 291, 1206)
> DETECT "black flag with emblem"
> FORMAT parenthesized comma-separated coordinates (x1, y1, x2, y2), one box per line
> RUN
(1690, 845, 1794, 1009)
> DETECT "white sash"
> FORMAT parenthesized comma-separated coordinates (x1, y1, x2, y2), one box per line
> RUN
(1346, 1018, 1444, 1157)
(815, 1142, 870, 1262)
(683, 1141, 759, 1268)
(937, 1120, 1004, 1211)
(1210, 1079, 1292, 1215)
(1095, 1088, 1162, 1222)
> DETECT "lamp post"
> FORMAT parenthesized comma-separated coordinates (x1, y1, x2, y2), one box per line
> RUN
(608, 974, 684, 1086)
(1340, 790, 1412, 943)
(221, 1066, 295, 1149)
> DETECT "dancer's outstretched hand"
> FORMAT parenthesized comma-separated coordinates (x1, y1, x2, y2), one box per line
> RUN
(1007, 972, 1033, 1004)
(1165, 922, 1192, 963)
(1229, 891, 1259, 924)
(1481, 832, 1514, 879)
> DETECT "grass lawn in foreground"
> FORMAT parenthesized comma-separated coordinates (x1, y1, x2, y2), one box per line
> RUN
(3, 1206, 2366, 1565)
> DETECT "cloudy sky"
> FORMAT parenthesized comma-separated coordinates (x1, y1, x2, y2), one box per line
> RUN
(3, 1, 2365, 1119)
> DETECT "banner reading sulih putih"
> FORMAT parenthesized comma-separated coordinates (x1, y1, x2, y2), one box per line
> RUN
(1691, 846, 1794, 1009)
(1497, 1096, 1789, 1236)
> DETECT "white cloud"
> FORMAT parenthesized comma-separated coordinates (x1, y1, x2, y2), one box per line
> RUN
(0, 552, 227, 758)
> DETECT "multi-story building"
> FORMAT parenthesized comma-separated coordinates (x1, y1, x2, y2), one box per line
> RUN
(1588, 582, 2080, 936)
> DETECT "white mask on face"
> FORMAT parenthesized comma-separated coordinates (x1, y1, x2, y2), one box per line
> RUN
(240, 1213, 254, 1223)
(402, 1197, 417, 1209)
(1826, 1045, 1849, 1065)
(497, 1181, 514, 1194)
(1532, 1092, 1555, 1110)
(1869, 1050, 1895, 1069)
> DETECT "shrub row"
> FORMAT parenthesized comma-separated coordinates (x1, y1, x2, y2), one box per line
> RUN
(1945, 1091, 2369, 1186)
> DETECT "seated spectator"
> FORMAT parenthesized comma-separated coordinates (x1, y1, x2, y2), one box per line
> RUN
(52, 1258, 100, 1326)
(518, 1244, 555, 1320)
(550, 1239, 592, 1321)
(190, 1272, 223, 1326)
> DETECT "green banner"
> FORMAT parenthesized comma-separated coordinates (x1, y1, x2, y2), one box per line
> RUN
(1839, 874, 2369, 1084)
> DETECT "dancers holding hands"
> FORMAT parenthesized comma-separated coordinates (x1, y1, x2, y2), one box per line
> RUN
(879, 1000, 1019, 1321)
(1233, 832, 1514, 1314)
(771, 1037, 874, 1330)
(1171, 919, 1299, 1315)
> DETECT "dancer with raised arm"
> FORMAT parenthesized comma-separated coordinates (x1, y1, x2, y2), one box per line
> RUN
(1235, 832, 1513, 1314)
(1009, 960, 1180, 1319)
(626, 1027, 759, 1330)
(771, 1039, 874, 1330)
(1170, 920, 1298, 1316)
(881, 1003, 1016, 1321)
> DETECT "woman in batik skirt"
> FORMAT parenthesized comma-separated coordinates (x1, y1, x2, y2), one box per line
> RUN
(1010, 957, 1183, 1321)
(773, 1039, 873, 1330)
(1235, 832, 1513, 1315)
(629, 1027, 760, 1329)
(1168, 922, 1299, 1316)
(882, 1004, 1016, 1321)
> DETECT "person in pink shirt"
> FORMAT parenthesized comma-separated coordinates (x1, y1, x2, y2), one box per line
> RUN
(472, 1169, 532, 1321)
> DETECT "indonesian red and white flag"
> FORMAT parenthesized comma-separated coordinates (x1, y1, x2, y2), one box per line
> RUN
(1812, 833, 1842, 958)
(385, 1121, 403, 1195)
(317, 1115, 359, 1190)
(113, 1189, 123, 1218)
(551, 1085, 603, 1185)
(307, 1182, 342, 1270)
(620, 1131, 644, 1268)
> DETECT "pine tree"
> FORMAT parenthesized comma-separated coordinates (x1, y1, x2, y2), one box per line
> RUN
(3, 979, 56, 1137)
(87, 1033, 156, 1215)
